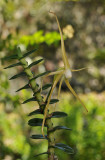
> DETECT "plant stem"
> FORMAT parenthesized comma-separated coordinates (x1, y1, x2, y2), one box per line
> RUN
(17, 48, 58, 160)
(46, 118, 55, 160)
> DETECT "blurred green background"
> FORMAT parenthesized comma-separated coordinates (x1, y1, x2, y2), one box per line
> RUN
(0, 0, 105, 160)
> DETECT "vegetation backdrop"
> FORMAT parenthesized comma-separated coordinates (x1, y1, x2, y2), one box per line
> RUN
(0, 0, 105, 160)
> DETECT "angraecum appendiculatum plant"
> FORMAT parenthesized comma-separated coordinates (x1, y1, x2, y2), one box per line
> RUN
(4, 11, 88, 160)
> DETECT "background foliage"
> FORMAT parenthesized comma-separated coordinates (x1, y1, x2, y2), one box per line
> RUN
(0, 0, 105, 160)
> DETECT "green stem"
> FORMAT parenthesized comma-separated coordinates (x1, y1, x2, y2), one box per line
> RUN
(17, 47, 58, 160)
(46, 118, 55, 160)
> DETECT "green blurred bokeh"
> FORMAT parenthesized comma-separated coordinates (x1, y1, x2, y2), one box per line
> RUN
(0, 0, 105, 160)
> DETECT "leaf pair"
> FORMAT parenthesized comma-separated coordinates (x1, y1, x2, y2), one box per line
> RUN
(34, 143, 74, 157)
(4, 48, 37, 61)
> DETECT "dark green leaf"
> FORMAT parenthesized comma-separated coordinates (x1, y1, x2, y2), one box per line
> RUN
(52, 143, 74, 154)
(49, 99, 59, 104)
(48, 126, 71, 132)
(51, 111, 68, 118)
(22, 97, 37, 104)
(16, 84, 30, 92)
(28, 109, 42, 116)
(31, 71, 51, 80)
(19, 49, 37, 59)
(30, 134, 47, 139)
(28, 118, 47, 127)
(28, 58, 44, 68)
(42, 83, 52, 90)
(34, 152, 49, 157)
(4, 62, 21, 69)
(3, 54, 17, 60)
(9, 72, 26, 80)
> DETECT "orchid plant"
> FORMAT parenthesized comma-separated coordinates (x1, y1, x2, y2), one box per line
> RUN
(4, 11, 88, 160)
